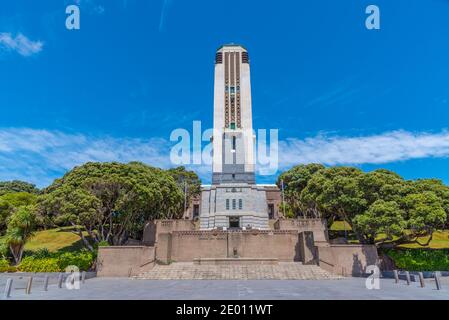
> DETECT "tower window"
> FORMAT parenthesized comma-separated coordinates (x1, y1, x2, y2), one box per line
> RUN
(230, 123, 236, 130)
(232, 199, 236, 210)
(215, 52, 223, 64)
(232, 136, 236, 151)
(238, 199, 243, 210)
(226, 199, 230, 210)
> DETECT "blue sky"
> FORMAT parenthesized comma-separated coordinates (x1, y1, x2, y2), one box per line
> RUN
(1, 0, 449, 187)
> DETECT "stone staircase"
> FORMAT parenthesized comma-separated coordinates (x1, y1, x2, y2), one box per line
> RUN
(134, 262, 343, 280)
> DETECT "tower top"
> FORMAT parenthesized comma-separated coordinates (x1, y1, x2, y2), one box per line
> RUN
(216, 44, 248, 52)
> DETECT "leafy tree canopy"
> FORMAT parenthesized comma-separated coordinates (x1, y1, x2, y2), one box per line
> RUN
(0, 192, 38, 235)
(38, 162, 185, 249)
(280, 164, 449, 246)
(0, 180, 39, 196)
(167, 166, 201, 210)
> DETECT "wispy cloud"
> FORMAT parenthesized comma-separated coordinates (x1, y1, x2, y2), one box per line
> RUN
(0, 128, 171, 187)
(279, 130, 449, 168)
(1, 128, 449, 188)
(159, 0, 174, 32)
(72, 0, 105, 15)
(0, 33, 43, 57)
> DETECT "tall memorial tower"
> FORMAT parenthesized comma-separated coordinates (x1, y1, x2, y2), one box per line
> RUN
(200, 44, 270, 230)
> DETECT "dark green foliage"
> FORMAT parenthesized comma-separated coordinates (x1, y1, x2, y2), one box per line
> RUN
(386, 249, 449, 271)
(0, 180, 39, 196)
(280, 164, 449, 245)
(38, 162, 186, 249)
(0, 258, 15, 272)
(0, 192, 38, 235)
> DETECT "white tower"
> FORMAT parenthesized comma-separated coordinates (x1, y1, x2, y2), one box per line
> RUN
(212, 44, 255, 184)
(200, 44, 269, 230)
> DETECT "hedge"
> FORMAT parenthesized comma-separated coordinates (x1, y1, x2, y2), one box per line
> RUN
(18, 251, 95, 272)
(0, 259, 16, 273)
(386, 249, 449, 271)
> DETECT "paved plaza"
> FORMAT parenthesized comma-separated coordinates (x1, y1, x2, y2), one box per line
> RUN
(1, 274, 449, 300)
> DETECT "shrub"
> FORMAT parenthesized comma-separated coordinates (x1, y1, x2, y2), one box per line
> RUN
(0, 237, 9, 259)
(57, 251, 94, 271)
(386, 249, 449, 271)
(0, 259, 11, 272)
(18, 256, 60, 272)
(18, 250, 95, 272)
(31, 248, 51, 259)
(97, 240, 110, 247)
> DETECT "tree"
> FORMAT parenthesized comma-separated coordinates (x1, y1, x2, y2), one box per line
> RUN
(352, 200, 406, 244)
(406, 179, 449, 225)
(358, 169, 406, 205)
(300, 167, 367, 231)
(402, 191, 446, 246)
(5, 205, 37, 264)
(167, 166, 201, 213)
(278, 164, 449, 246)
(38, 162, 184, 249)
(276, 164, 325, 217)
(0, 180, 39, 196)
(0, 192, 38, 235)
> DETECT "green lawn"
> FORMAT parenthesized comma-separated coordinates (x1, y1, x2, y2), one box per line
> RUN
(24, 227, 86, 253)
(329, 221, 352, 231)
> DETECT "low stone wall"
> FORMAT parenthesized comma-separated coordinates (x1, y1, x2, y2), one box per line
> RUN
(142, 220, 196, 246)
(274, 218, 329, 243)
(97, 246, 155, 277)
(317, 244, 378, 277)
(156, 230, 309, 263)
(227, 231, 301, 261)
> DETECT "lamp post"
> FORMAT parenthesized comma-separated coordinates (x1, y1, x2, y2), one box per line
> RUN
(281, 179, 286, 217)
(184, 181, 188, 217)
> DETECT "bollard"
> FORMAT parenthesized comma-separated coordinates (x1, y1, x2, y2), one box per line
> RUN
(405, 271, 411, 285)
(4, 278, 13, 298)
(58, 273, 64, 288)
(418, 272, 425, 288)
(81, 271, 86, 284)
(43, 275, 49, 291)
(435, 272, 442, 290)
(393, 270, 399, 284)
(25, 277, 33, 294)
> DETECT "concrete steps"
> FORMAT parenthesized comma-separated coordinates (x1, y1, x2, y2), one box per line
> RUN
(134, 262, 343, 280)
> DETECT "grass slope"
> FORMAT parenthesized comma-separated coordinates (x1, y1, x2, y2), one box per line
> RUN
(25, 227, 85, 253)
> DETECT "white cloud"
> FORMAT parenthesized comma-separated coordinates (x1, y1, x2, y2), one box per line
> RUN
(71, 0, 105, 15)
(159, 0, 174, 32)
(0, 33, 43, 57)
(0, 128, 172, 187)
(279, 130, 449, 168)
(1, 128, 449, 188)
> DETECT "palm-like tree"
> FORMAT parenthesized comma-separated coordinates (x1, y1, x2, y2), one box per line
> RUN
(6, 206, 36, 265)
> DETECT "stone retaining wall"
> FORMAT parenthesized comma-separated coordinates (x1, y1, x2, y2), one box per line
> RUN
(97, 246, 155, 277)
(317, 244, 379, 277)
(156, 230, 310, 263)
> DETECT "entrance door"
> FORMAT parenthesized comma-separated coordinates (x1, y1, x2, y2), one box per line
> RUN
(229, 216, 240, 229)
(268, 204, 274, 219)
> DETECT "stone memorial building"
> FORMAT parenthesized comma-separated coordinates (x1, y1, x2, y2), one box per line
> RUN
(97, 45, 379, 279)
